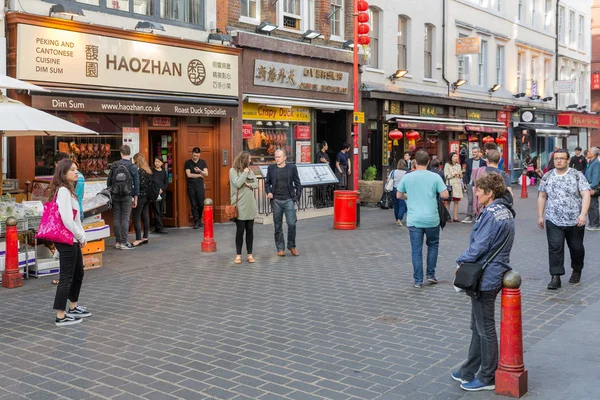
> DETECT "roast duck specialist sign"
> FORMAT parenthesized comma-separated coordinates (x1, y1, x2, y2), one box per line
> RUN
(16, 24, 239, 97)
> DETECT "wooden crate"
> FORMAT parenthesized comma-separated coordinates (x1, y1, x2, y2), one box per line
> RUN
(81, 239, 105, 255)
(83, 252, 102, 270)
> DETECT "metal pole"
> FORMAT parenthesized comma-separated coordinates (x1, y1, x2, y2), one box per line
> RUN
(353, 0, 361, 226)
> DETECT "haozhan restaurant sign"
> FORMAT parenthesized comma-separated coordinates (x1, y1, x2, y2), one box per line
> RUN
(17, 24, 238, 97)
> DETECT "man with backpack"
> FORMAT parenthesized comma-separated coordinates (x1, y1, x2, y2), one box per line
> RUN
(107, 145, 140, 250)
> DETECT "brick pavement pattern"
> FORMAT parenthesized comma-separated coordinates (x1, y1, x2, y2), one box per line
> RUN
(1, 187, 599, 400)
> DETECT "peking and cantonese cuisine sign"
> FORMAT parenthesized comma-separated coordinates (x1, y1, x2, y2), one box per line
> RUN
(16, 24, 238, 97)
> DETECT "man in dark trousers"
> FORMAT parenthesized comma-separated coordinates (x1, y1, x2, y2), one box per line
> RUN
(184, 147, 208, 229)
(265, 149, 302, 256)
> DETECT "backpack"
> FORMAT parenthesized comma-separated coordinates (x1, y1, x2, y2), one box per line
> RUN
(147, 179, 160, 202)
(110, 162, 133, 198)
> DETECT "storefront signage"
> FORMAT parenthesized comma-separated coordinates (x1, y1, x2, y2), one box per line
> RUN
(449, 141, 460, 154)
(382, 124, 389, 166)
(242, 103, 311, 122)
(31, 95, 237, 117)
(455, 37, 481, 55)
(151, 117, 173, 127)
(557, 113, 600, 128)
(467, 110, 481, 120)
(122, 127, 139, 156)
(497, 111, 510, 123)
(242, 124, 254, 139)
(592, 73, 600, 90)
(465, 124, 506, 134)
(294, 126, 311, 140)
(253, 60, 349, 95)
(390, 102, 401, 114)
(396, 121, 464, 132)
(17, 24, 238, 97)
(419, 105, 437, 117)
(295, 141, 312, 164)
(554, 80, 576, 93)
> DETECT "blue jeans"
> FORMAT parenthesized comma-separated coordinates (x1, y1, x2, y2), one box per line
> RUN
(408, 225, 440, 284)
(392, 188, 407, 221)
(272, 198, 297, 251)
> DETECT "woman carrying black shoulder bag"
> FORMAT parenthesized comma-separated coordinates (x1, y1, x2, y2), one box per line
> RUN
(451, 173, 515, 392)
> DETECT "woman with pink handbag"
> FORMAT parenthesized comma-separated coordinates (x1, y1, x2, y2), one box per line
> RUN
(42, 159, 90, 326)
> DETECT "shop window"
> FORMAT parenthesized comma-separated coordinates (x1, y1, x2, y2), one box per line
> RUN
(34, 114, 140, 179)
(240, 0, 258, 19)
(186, 116, 216, 125)
(107, 0, 130, 12)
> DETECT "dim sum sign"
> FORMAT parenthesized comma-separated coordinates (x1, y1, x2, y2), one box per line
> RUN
(17, 24, 239, 97)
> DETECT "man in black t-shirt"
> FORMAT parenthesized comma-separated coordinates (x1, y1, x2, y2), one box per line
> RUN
(569, 146, 587, 173)
(184, 147, 208, 229)
(315, 141, 330, 164)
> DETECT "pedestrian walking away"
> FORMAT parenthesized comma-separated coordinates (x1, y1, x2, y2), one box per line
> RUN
(452, 173, 515, 392)
(230, 151, 259, 264)
(537, 149, 591, 289)
(47, 159, 92, 326)
(185, 147, 208, 229)
(387, 159, 407, 226)
(151, 156, 169, 234)
(335, 143, 351, 189)
(584, 147, 600, 230)
(107, 145, 139, 250)
(397, 150, 449, 288)
(132, 153, 152, 247)
(264, 149, 302, 257)
(444, 152, 463, 222)
(462, 146, 486, 223)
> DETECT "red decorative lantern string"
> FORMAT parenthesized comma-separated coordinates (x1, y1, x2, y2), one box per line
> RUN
(388, 129, 403, 139)
(406, 130, 420, 140)
(468, 135, 479, 142)
(496, 135, 507, 144)
(482, 135, 495, 143)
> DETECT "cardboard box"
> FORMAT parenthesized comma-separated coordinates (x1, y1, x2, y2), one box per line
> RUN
(83, 219, 105, 230)
(83, 252, 102, 270)
(0, 251, 35, 272)
(85, 225, 110, 242)
(29, 258, 60, 278)
(81, 239, 104, 255)
(82, 214, 102, 225)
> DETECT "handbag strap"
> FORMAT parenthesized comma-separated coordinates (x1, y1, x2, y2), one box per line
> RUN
(481, 231, 511, 270)
(235, 188, 239, 205)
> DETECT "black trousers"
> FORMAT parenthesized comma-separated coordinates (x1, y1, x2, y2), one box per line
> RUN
(53, 242, 84, 311)
(132, 195, 150, 240)
(187, 183, 205, 224)
(546, 220, 585, 276)
(235, 219, 254, 255)
(152, 196, 165, 231)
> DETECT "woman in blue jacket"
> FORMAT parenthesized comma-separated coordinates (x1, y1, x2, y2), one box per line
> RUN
(452, 173, 515, 392)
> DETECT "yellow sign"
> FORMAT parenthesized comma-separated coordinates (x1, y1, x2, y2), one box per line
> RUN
(354, 112, 365, 124)
(467, 110, 481, 120)
(456, 37, 481, 55)
(242, 103, 311, 122)
(420, 105, 437, 117)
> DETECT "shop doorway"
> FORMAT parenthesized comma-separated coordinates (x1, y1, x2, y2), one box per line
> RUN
(149, 130, 178, 227)
(316, 110, 347, 167)
(186, 126, 215, 225)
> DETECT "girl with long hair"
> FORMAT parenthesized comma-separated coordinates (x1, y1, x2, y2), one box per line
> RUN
(49, 159, 90, 326)
(229, 151, 258, 264)
(151, 156, 169, 234)
(132, 153, 152, 246)
(444, 152, 464, 222)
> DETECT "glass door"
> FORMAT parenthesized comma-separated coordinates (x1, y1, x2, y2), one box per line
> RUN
(150, 130, 177, 226)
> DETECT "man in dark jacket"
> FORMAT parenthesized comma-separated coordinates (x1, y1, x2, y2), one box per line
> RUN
(462, 147, 487, 223)
(265, 149, 302, 256)
(107, 145, 140, 250)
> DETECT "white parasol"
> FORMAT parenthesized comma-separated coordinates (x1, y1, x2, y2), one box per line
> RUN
(0, 75, 51, 93)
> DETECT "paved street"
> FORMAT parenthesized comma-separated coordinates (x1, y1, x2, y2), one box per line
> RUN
(1, 186, 599, 400)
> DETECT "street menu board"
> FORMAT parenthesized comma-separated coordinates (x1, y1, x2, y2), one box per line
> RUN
(258, 164, 338, 186)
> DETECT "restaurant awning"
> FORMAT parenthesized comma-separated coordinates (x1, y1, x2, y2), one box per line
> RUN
(385, 115, 507, 134)
(245, 94, 354, 111)
(517, 123, 571, 137)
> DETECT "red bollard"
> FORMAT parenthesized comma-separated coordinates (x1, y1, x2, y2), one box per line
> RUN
(496, 271, 528, 398)
(520, 172, 528, 199)
(201, 198, 217, 252)
(2, 217, 23, 289)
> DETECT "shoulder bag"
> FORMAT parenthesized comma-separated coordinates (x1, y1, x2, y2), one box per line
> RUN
(36, 192, 77, 244)
(225, 188, 239, 220)
(384, 170, 395, 192)
(453, 232, 511, 293)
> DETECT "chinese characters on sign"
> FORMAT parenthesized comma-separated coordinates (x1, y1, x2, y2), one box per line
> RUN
(85, 45, 99, 78)
(253, 60, 349, 95)
(467, 110, 481, 120)
(592, 73, 600, 90)
(419, 105, 437, 117)
(455, 37, 481, 55)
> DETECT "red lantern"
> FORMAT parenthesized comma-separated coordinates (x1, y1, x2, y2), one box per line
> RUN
(496, 135, 507, 144)
(357, 24, 370, 35)
(482, 135, 495, 143)
(358, 12, 369, 23)
(468, 135, 479, 142)
(357, 35, 371, 45)
(406, 130, 420, 140)
(389, 129, 403, 139)
(357, 0, 369, 12)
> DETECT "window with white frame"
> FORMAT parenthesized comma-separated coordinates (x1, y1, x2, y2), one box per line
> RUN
(544, 59, 552, 96)
(559, 7, 565, 43)
(530, 56, 538, 95)
(578, 15, 584, 50)
(544, 0, 552, 31)
(579, 71, 586, 104)
(240, 0, 258, 19)
(496, 45, 504, 86)
(457, 33, 470, 81)
(532, 0, 536, 27)
(330, 0, 343, 37)
(478, 40, 487, 87)
(282, 0, 302, 30)
(424, 24, 434, 79)
(368, 8, 379, 68)
(517, 52, 523, 92)
(497, 0, 502, 13)
(398, 16, 408, 71)
(569, 11, 575, 46)
(518, 0, 523, 22)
